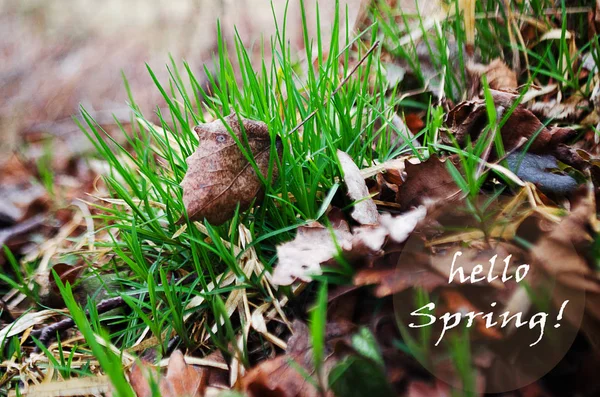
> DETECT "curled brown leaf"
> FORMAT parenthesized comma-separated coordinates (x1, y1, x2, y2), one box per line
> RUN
(181, 114, 281, 225)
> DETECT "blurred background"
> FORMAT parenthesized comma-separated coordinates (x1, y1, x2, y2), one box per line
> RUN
(0, 0, 370, 161)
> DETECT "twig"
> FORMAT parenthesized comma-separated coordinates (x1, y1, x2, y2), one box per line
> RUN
(31, 296, 125, 351)
(287, 41, 380, 137)
(0, 215, 45, 247)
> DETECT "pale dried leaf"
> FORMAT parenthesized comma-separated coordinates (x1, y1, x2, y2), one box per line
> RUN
(337, 150, 379, 225)
(379, 206, 427, 243)
(272, 221, 353, 285)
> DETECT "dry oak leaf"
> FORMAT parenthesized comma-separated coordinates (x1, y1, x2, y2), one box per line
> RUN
(337, 150, 379, 225)
(129, 350, 208, 397)
(182, 114, 281, 225)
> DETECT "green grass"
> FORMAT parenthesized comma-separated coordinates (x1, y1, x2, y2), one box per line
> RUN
(75, 0, 411, 358)
(3, 0, 597, 395)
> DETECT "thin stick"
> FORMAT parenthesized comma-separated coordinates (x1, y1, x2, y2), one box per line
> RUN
(31, 296, 125, 351)
(287, 41, 380, 137)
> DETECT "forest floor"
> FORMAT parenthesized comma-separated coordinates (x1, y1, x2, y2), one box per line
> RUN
(1, 1, 600, 396)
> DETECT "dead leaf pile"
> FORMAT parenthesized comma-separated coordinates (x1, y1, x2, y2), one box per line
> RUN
(444, 89, 578, 156)
(266, 141, 600, 395)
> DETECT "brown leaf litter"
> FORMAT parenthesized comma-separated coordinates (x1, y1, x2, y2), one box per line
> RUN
(443, 89, 585, 172)
(239, 320, 354, 397)
(267, 139, 600, 394)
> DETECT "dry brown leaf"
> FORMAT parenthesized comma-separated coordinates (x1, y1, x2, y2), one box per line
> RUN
(467, 58, 518, 96)
(181, 114, 281, 225)
(130, 350, 208, 397)
(337, 150, 379, 225)
(239, 320, 353, 397)
(396, 156, 460, 209)
(444, 90, 581, 164)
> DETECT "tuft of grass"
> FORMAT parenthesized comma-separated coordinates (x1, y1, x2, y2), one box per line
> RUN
(75, 0, 414, 359)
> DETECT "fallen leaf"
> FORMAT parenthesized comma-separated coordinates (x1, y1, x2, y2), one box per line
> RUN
(272, 220, 354, 285)
(130, 350, 208, 397)
(372, 158, 407, 203)
(444, 90, 581, 165)
(272, 206, 427, 286)
(395, 156, 460, 209)
(239, 320, 354, 397)
(404, 113, 425, 134)
(181, 114, 281, 225)
(467, 58, 518, 97)
(506, 152, 579, 195)
(337, 150, 379, 225)
(379, 206, 427, 243)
